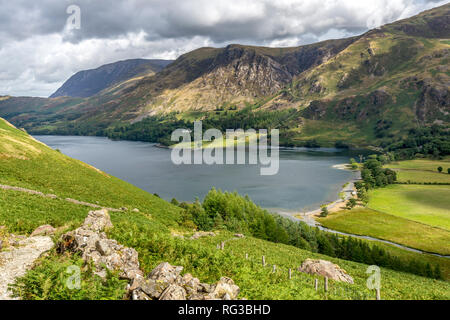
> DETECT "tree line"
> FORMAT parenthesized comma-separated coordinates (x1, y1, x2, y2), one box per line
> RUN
(172, 188, 442, 280)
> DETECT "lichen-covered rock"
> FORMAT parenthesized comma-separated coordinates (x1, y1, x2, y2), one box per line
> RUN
(298, 259, 354, 284)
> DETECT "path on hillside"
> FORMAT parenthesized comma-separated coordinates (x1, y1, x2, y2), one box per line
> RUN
(0, 184, 123, 212)
(0, 236, 54, 300)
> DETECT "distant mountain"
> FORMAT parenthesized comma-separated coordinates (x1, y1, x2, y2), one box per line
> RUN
(49, 59, 173, 98)
(1, 3, 449, 149)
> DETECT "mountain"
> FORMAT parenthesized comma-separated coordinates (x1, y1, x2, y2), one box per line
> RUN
(0, 3, 449, 148)
(49, 59, 173, 98)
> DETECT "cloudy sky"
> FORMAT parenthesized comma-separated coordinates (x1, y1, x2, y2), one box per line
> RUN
(0, 0, 447, 97)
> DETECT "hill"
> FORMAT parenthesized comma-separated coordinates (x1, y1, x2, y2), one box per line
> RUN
(0, 117, 449, 300)
(0, 4, 449, 150)
(49, 59, 173, 98)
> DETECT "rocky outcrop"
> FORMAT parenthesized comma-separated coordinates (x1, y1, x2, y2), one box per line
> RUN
(130, 262, 240, 300)
(415, 80, 450, 124)
(57, 210, 240, 300)
(57, 209, 143, 280)
(298, 259, 354, 284)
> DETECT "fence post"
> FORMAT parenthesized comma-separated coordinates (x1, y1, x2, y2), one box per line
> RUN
(324, 277, 328, 292)
(289, 268, 292, 279)
(314, 279, 318, 291)
(245, 253, 248, 260)
(262, 256, 266, 267)
(220, 241, 225, 250)
(376, 288, 381, 300)
(272, 265, 276, 273)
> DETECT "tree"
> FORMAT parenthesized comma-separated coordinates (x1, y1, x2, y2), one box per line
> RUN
(448, 168, 450, 174)
(438, 166, 443, 173)
(320, 206, 329, 217)
(346, 198, 357, 210)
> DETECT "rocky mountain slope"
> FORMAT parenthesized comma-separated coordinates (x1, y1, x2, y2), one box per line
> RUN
(50, 59, 173, 98)
(0, 4, 449, 147)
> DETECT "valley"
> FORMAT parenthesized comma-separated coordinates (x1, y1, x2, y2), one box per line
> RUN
(0, 3, 449, 302)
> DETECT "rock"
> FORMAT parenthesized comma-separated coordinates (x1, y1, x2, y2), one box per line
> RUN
(148, 262, 183, 284)
(234, 234, 245, 238)
(181, 274, 201, 295)
(30, 225, 56, 237)
(209, 277, 240, 300)
(298, 259, 354, 284)
(190, 231, 216, 240)
(132, 208, 140, 213)
(95, 239, 112, 256)
(131, 277, 166, 299)
(159, 284, 187, 300)
(81, 209, 113, 232)
(131, 262, 240, 300)
(57, 209, 143, 281)
(198, 283, 212, 293)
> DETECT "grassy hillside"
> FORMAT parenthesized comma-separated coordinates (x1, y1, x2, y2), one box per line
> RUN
(1, 117, 449, 300)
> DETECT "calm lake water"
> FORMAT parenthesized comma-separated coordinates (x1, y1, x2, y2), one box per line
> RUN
(34, 135, 360, 212)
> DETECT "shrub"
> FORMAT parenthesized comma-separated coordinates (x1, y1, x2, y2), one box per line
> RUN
(320, 206, 329, 217)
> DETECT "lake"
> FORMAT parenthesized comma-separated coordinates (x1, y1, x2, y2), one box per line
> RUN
(34, 135, 360, 212)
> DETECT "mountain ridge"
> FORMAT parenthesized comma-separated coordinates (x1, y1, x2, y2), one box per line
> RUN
(49, 58, 174, 98)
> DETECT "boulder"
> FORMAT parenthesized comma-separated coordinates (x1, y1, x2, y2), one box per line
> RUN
(31, 225, 56, 237)
(234, 234, 245, 238)
(298, 259, 354, 284)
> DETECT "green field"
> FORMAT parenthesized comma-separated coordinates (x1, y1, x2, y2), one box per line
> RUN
(367, 184, 450, 230)
(1, 118, 449, 300)
(387, 159, 450, 183)
(318, 208, 450, 256)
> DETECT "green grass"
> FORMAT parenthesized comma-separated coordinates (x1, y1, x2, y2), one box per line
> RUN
(387, 159, 450, 183)
(318, 208, 450, 256)
(367, 184, 450, 230)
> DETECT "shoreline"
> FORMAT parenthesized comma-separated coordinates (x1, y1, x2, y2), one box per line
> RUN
(274, 165, 450, 259)
(276, 163, 361, 225)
